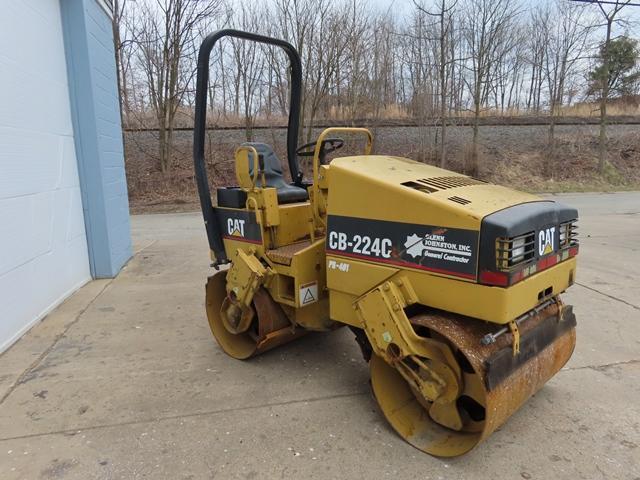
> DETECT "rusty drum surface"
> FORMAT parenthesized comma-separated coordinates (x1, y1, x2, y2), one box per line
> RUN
(370, 302, 576, 457)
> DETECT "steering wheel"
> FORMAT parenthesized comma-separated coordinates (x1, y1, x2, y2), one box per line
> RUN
(296, 137, 344, 160)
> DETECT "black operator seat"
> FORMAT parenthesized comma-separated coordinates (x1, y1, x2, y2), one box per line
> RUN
(216, 143, 309, 208)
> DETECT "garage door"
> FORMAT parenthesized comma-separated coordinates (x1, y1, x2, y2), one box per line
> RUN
(0, 1, 90, 351)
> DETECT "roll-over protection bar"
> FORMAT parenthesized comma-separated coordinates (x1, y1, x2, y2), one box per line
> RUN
(193, 29, 303, 265)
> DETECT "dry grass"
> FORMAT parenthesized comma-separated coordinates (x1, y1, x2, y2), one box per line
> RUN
(324, 103, 409, 120)
(123, 98, 640, 129)
(561, 102, 640, 117)
(124, 124, 640, 213)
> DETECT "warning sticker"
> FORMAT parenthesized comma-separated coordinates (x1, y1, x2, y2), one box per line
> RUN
(299, 281, 318, 306)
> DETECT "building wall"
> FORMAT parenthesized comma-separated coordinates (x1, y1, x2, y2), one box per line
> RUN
(61, 0, 132, 278)
(0, 0, 91, 352)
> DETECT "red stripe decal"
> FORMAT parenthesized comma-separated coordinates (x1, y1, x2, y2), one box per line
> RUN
(480, 270, 509, 286)
(538, 255, 558, 270)
(326, 249, 476, 280)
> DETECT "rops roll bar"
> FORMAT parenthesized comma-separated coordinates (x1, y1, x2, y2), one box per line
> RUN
(193, 29, 303, 265)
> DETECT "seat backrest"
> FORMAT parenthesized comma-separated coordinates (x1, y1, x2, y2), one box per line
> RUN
(242, 142, 287, 189)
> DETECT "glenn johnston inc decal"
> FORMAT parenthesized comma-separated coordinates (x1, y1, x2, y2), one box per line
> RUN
(326, 215, 478, 279)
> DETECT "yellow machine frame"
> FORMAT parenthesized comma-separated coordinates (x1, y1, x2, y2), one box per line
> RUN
(193, 30, 578, 458)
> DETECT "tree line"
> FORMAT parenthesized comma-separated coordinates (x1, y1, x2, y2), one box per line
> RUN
(112, 0, 640, 175)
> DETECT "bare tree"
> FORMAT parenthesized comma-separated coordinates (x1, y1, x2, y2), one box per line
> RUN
(112, 0, 131, 127)
(525, 8, 550, 114)
(114, 0, 640, 183)
(271, 0, 328, 143)
(368, 13, 399, 123)
(577, 0, 633, 173)
(340, 0, 372, 124)
(412, 0, 458, 168)
(131, 0, 220, 172)
(300, 1, 345, 140)
(225, 2, 266, 141)
(399, 7, 437, 160)
(542, 0, 593, 177)
(462, 0, 519, 177)
(490, 24, 526, 114)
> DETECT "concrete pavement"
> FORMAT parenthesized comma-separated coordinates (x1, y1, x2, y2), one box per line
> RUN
(0, 192, 639, 479)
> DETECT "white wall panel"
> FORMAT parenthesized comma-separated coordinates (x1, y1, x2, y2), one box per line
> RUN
(0, 0, 90, 352)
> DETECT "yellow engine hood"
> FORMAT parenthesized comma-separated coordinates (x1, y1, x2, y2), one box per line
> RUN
(327, 155, 541, 229)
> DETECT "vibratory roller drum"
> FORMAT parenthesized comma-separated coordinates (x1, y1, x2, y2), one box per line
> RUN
(369, 301, 576, 457)
(206, 270, 307, 360)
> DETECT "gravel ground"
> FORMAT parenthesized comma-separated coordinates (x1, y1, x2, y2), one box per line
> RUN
(1, 192, 639, 479)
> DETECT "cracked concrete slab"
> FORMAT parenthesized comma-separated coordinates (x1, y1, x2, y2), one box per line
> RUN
(1, 192, 639, 479)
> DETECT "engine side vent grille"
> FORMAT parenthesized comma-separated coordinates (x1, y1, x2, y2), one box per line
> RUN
(401, 181, 438, 194)
(417, 176, 486, 190)
(448, 196, 472, 205)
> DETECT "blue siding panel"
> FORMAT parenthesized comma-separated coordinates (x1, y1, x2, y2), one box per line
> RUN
(60, 0, 131, 278)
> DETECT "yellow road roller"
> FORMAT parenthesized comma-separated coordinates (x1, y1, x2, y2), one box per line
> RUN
(193, 30, 578, 457)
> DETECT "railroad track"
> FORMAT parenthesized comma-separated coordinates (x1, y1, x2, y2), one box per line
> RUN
(123, 115, 640, 132)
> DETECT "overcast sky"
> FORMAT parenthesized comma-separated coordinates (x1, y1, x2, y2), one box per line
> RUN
(369, 0, 640, 35)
